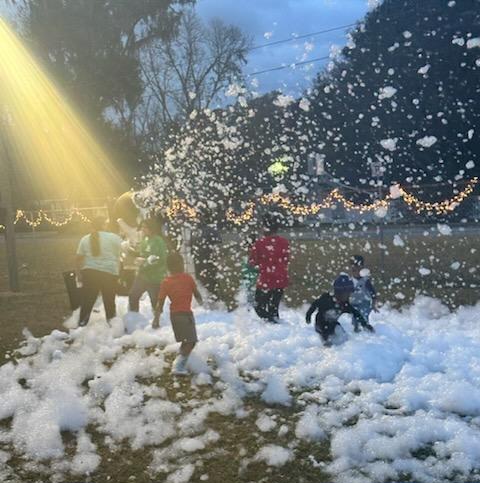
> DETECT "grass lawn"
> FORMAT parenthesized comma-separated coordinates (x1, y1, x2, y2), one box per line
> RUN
(1, 228, 478, 363)
(0, 235, 78, 364)
(219, 226, 479, 310)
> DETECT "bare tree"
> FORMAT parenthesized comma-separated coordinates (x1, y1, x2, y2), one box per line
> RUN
(140, 8, 251, 125)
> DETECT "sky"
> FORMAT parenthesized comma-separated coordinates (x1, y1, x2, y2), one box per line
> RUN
(196, 0, 372, 97)
(0, 0, 372, 97)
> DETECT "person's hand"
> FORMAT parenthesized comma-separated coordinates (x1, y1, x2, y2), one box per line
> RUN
(134, 257, 146, 267)
(147, 255, 159, 265)
(152, 314, 160, 329)
(305, 318, 311, 325)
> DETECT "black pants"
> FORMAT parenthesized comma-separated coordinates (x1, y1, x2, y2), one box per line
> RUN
(315, 321, 347, 346)
(315, 320, 338, 343)
(79, 269, 118, 324)
(254, 288, 284, 321)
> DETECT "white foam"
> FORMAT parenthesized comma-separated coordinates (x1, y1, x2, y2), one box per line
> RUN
(2, 295, 480, 482)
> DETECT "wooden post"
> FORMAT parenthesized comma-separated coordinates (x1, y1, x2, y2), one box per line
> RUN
(0, 121, 19, 292)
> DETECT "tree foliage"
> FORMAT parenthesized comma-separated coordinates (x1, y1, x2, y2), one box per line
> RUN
(141, 8, 250, 125)
(12, 0, 193, 179)
(304, 0, 480, 196)
(143, 0, 480, 224)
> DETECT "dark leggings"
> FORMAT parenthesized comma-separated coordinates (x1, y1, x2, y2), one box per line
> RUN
(79, 269, 118, 324)
(315, 320, 339, 344)
(254, 288, 284, 321)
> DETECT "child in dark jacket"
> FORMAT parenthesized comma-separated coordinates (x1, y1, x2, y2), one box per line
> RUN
(306, 275, 375, 346)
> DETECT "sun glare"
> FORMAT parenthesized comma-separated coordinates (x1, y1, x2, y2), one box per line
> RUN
(0, 18, 125, 202)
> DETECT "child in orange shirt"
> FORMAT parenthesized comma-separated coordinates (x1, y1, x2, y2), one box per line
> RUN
(152, 252, 203, 375)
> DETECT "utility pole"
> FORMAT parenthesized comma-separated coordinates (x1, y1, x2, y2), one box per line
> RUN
(371, 161, 385, 281)
(0, 115, 19, 292)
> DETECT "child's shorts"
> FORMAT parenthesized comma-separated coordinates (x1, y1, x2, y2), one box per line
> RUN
(170, 312, 198, 343)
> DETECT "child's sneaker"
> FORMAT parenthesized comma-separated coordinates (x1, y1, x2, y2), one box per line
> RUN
(171, 355, 188, 375)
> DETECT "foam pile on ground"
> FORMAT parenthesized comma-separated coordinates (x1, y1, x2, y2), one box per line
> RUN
(1, 295, 480, 482)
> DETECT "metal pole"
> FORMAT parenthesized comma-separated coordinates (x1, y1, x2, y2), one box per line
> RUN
(378, 182, 385, 282)
(0, 161, 20, 292)
(0, 122, 19, 292)
(371, 161, 385, 282)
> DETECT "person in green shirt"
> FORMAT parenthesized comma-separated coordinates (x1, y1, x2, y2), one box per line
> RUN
(129, 217, 168, 312)
(241, 257, 259, 307)
(240, 234, 259, 307)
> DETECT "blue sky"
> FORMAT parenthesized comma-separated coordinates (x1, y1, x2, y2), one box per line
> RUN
(0, 0, 372, 96)
(196, 0, 371, 96)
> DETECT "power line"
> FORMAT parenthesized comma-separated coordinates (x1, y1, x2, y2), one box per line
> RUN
(11, 3, 444, 97)
(250, 22, 358, 51)
(247, 55, 331, 77)
(245, 22, 359, 76)
(245, 6, 429, 79)
(12, 18, 361, 90)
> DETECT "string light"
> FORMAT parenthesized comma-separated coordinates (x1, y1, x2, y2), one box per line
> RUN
(165, 199, 197, 220)
(223, 177, 479, 224)
(0, 178, 477, 231)
(0, 208, 94, 231)
(399, 177, 478, 215)
(71, 208, 92, 224)
(42, 210, 74, 227)
(15, 209, 44, 228)
(226, 202, 256, 225)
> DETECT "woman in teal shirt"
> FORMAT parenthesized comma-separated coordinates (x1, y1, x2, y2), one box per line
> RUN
(129, 217, 168, 312)
(75, 217, 122, 326)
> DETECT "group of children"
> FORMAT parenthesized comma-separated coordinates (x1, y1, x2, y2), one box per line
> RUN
(242, 247, 377, 345)
(153, 222, 377, 375)
(76, 215, 377, 375)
